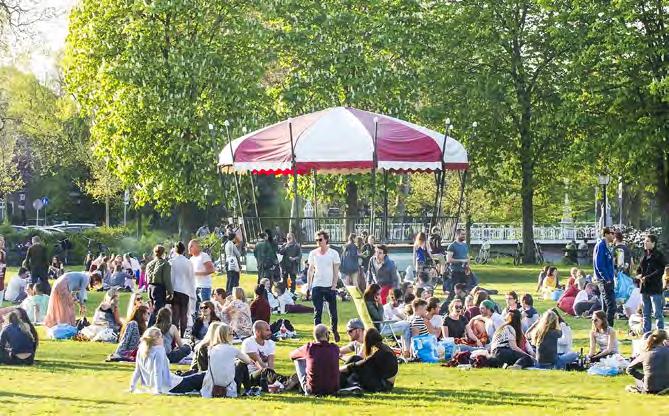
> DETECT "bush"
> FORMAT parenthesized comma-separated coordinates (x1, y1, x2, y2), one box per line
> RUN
(0, 225, 179, 266)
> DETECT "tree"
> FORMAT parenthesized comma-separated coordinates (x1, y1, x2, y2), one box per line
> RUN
(420, 1, 590, 262)
(79, 155, 124, 227)
(266, 0, 425, 233)
(64, 0, 272, 236)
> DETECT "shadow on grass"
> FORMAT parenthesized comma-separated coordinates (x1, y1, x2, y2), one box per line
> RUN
(4, 359, 134, 374)
(0, 391, 123, 406)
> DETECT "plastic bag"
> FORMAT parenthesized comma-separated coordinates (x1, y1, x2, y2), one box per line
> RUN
(92, 328, 118, 343)
(615, 272, 634, 302)
(411, 334, 440, 363)
(587, 354, 629, 376)
(47, 324, 78, 340)
(437, 338, 456, 361)
(587, 365, 619, 376)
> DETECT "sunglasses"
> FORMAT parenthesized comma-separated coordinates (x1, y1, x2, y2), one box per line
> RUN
(316, 238, 324, 242)
(200, 306, 209, 310)
(454, 306, 463, 310)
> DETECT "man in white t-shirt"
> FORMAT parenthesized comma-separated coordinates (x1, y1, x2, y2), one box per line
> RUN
(239, 320, 283, 391)
(307, 230, 341, 342)
(188, 240, 215, 311)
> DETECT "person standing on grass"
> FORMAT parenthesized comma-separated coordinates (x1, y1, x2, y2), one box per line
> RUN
(340, 233, 361, 288)
(43, 271, 91, 328)
(636, 234, 667, 333)
(278, 232, 301, 294)
(307, 230, 341, 342)
(189, 239, 215, 312)
(367, 244, 399, 304)
(23, 236, 49, 293)
(146, 245, 172, 327)
(289, 324, 340, 396)
(593, 227, 616, 327)
(224, 232, 242, 296)
(254, 232, 277, 285)
(446, 229, 470, 292)
(169, 241, 194, 337)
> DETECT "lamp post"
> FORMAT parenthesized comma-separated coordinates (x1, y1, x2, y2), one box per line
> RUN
(617, 178, 623, 226)
(598, 174, 611, 228)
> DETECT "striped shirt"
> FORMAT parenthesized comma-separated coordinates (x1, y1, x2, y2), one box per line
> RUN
(410, 315, 430, 336)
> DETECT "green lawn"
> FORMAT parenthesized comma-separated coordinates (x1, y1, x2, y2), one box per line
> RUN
(1, 264, 668, 415)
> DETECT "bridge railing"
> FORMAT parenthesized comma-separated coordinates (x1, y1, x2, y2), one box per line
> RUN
(469, 222, 598, 242)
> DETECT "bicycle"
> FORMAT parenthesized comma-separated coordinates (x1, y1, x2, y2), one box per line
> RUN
(513, 242, 523, 266)
(534, 240, 545, 264)
(475, 240, 491, 264)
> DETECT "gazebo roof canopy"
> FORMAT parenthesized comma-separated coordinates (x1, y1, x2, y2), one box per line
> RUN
(218, 107, 468, 175)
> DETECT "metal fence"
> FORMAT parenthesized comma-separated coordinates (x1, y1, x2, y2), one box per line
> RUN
(242, 216, 459, 244)
(469, 222, 599, 242)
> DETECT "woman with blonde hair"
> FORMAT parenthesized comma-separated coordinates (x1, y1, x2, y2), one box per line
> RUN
(183, 321, 223, 375)
(530, 310, 574, 369)
(626, 329, 669, 394)
(222, 287, 252, 338)
(92, 288, 123, 332)
(412, 232, 431, 287)
(129, 327, 204, 394)
(201, 323, 254, 398)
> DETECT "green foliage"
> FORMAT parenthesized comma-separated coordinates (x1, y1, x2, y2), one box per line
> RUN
(64, 0, 273, 213)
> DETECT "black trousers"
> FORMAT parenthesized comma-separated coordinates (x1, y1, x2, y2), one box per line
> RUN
(312, 286, 338, 332)
(0, 348, 34, 365)
(148, 284, 166, 327)
(492, 347, 534, 368)
(598, 281, 616, 327)
(234, 362, 283, 393)
(169, 372, 205, 394)
(226, 270, 240, 296)
(171, 291, 190, 337)
(341, 355, 393, 393)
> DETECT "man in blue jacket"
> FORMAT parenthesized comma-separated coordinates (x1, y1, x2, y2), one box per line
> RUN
(593, 227, 616, 326)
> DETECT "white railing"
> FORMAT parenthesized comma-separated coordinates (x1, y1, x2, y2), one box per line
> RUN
(469, 222, 598, 242)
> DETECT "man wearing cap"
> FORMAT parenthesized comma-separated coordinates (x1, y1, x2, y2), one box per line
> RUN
(339, 319, 365, 357)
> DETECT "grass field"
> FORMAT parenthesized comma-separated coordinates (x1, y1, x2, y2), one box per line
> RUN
(1, 264, 668, 415)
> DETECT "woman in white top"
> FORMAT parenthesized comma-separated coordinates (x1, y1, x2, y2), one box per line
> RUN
(588, 310, 618, 362)
(201, 323, 253, 398)
(129, 327, 204, 394)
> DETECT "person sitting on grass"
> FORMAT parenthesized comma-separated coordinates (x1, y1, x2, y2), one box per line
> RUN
(92, 288, 123, 333)
(490, 310, 535, 369)
(536, 265, 550, 293)
(466, 299, 504, 348)
(191, 301, 221, 346)
(250, 285, 271, 324)
(588, 310, 619, 362)
(129, 327, 205, 395)
(221, 287, 253, 339)
(520, 294, 539, 333)
(108, 305, 149, 362)
(626, 329, 669, 394)
(440, 283, 467, 315)
(383, 289, 407, 322)
(238, 320, 287, 392)
(290, 323, 340, 396)
(154, 307, 191, 364)
(274, 284, 314, 314)
(340, 319, 365, 357)
(211, 288, 227, 318)
(464, 290, 488, 321)
(501, 291, 520, 317)
(19, 282, 49, 324)
(573, 283, 601, 318)
(125, 292, 146, 322)
(339, 327, 398, 393)
(426, 297, 443, 337)
(201, 323, 254, 398)
(0, 309, 37, 365)
(4, 268, 28, 304)
(541, 266, 560, 299)
(364, 284, 385, 330)
(441, 299, 468, 340)
(177, 322, 224, 377)
(409, 299, 431, 338)
(530, 310, 578, 369)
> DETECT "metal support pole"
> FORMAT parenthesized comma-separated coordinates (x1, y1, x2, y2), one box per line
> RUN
(223, 121, 247, 244)
(383, 170, 389, 242)
(249, 174, 261, 234)
(453, 170, 468, 240)
(288, 119, 300, 240)
(433, 119, 452, 229)
(370, 118, 379, 237)
(312, 169, 317, 229)
(602, 184, 607, 229)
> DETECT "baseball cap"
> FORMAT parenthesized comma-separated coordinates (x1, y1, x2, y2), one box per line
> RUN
(481, 300, 496, 310)
(346, 318, 364, 331)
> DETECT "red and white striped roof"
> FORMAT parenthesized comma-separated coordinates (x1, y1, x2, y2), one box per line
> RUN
(218, 107, 468, 174)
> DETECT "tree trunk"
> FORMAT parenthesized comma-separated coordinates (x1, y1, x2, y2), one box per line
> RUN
(345, 180, 358, 235)
(625, 186, 642, 229)
(105, 196, 110, 227)
(521, 162, 536, 264)
(136, 206, 142, 239)
(656, 152, 669, 257)
(177, 203, 187, 241)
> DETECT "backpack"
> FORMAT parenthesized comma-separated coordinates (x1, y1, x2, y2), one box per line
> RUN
(340, 244, 359, 274)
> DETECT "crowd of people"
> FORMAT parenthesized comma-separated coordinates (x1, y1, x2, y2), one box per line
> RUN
(0, 225, 668, 397)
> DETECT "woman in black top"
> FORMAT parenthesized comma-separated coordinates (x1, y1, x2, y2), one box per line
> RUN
(340, 328, 398, 392)
(441, 299, 468, 339)
(636, 234, 667, 334)
(0, 309, 37, 365)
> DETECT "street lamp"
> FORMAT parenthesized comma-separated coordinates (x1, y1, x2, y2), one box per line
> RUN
(598, 174, 611, 228)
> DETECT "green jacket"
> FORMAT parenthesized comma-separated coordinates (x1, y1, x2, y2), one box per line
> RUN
(254, 240, 277, 269)
(366, 300, 384, 329)
(146, 258, 173, 295)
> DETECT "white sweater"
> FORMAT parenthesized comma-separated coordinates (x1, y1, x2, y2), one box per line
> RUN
(130, 345, 182, 394)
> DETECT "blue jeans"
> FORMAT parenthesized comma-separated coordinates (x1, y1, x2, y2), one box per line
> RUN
(598, 281, 616, 327)
(642, 293, 665, 333)
(195, 287, 212, 312)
